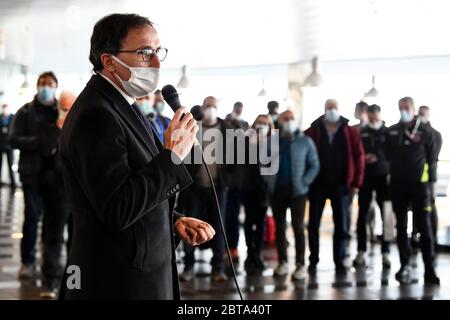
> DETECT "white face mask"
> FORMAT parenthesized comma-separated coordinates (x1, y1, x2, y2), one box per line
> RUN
(203, 107, 217, 122)
(325, 109, 340, 123)
(283, 119, 299, 134)
(419, 115, 430, 124)
(112, 56, 159, 98)
(368, 120, 383, 130)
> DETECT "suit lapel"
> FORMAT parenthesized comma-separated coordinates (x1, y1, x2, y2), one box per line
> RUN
(86, 74, 159, 157)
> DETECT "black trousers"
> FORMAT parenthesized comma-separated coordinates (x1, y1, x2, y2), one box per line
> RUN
(21, 186, 70, 281)
(308, 184, 349, 266)
(270, 185, 307, 265)
(0, 149, 16, 186)
(357, 175, 390, 253)
(412, 182, 438, 247)
(391, 182, 435, 271)
(241, 190, 267, 258)
(183, 187, 227, 272)
(225, 188, 241, 250)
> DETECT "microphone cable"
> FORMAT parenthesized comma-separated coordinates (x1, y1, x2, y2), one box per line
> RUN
(161, 84, 243, 299)
(200, 150, 244, 300)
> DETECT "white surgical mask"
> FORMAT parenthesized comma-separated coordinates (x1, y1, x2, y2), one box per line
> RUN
(325, 109, 340, 123)
(368, 120, 383, 130)
(203, 107, 217, 122)
(419, 115, 429, 124)
(112, 56, 159, 98)
(287, 120, 298, 133)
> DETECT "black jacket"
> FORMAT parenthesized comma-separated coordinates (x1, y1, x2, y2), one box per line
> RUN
(9, 97, 59, 187)
(385, 117, 437, 184)
(58, 74, 192, 300)
(422, 122, 443, 183)
(360, 123, 389, 177)
(0, 113, 14, 151)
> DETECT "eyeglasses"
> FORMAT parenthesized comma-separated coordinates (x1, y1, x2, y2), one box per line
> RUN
(117, 47, 168, 62)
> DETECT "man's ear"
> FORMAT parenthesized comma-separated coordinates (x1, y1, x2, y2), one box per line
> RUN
(100, 53, 115, 73)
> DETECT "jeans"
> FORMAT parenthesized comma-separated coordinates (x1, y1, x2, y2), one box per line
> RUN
(308, 184, 349, 266)
(357, 175, 390, 253)
(21, 186, 70, 281)
(270, 185, 307, 266)
(183, 187, 227, 272)
(0, 150, 16, 186)
(391, 182, 435, 271)
(241, 190, 267, 258)
(225, 188, 241, 250)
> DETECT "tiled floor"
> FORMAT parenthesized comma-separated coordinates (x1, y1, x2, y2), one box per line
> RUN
(0, 186, 449, 300)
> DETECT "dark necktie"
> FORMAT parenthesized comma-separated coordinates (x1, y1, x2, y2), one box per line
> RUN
(130, 103, 157, 144)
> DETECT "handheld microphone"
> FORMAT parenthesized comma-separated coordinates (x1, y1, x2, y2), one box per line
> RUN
(162, 85, 200, 146)
(190, 105, 202, 121)
(161, 85, 182, 112)
(161, 85, 244, 301)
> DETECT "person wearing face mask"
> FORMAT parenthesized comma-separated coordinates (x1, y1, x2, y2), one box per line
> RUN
(9, 71, 69, 296)
(56, 91, 77, 254)
(179, 96, 233, 283)
(0, 103, 16, 188)
(305, 99, 365, 274)
(385, 97, 439, 285)
(410, 106, 442, 254)
(237, 114, 274, 273)
(57, 91, 77, 129)
(266, 110, 319, 280)
(353, 104, 391, 269)
(267, 101, 280, 129)
(152, 89, 171, 141)
(346, 101, 370, 253)
(353, 101, 369, 130)
(135, 94, 160, 140)
(58, 14, 214, 300)
(224, 101, 249, 264)
(225, 101, 249, 130)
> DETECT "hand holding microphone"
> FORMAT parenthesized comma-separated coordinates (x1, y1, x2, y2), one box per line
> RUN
(162, 85, 200, 160)
(163, 107, 198, 161)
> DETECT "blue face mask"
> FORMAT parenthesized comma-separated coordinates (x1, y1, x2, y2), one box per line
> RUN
(325, 108, 340, 123)
(155, 101, 165, 114)
(137, 100, 153, 116)
(37, 86, 56, 105)
(400, 110, 413, 123)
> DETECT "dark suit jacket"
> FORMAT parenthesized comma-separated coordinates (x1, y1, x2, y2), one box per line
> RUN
(58, 74, 192, 299)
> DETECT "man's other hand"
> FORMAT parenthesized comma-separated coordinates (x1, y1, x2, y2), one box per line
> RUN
(174, 217, 215, 246)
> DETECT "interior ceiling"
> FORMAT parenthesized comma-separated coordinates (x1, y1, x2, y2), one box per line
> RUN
(0, 0, 299, 73)
(1, 0, 450, 74)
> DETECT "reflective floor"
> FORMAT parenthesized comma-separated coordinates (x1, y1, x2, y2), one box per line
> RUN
(0, 186, 449, 300)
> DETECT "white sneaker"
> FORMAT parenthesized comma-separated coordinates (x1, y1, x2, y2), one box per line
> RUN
(292, 264, 306, 280)
(273, 262, 289, 277)
(382, 253, 391, 269)
(353, 251, 366, 267)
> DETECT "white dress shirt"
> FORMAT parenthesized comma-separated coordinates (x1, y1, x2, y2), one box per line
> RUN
(98, 72, 135, 106)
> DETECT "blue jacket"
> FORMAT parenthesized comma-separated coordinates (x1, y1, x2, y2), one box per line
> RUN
(266, 131, 320, 197)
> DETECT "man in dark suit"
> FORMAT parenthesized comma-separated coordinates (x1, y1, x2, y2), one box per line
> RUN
(58, 13, 215, 300)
